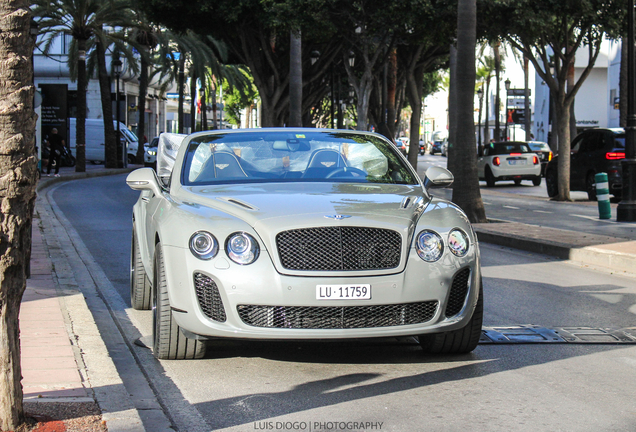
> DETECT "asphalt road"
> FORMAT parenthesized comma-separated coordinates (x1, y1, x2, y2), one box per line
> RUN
(49, 173, 636, 431)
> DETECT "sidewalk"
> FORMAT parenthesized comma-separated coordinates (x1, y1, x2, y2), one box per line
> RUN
(20, 164, 636, 429)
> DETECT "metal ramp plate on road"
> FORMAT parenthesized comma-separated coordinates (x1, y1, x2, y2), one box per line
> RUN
(480, 325, 636, 344)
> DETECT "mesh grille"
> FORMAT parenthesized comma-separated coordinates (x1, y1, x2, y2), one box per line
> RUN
(194, 273, 227, 322)
(237, 301, 438, 329)
(445, 268, 471, 317)
(276, 227, 401, 271)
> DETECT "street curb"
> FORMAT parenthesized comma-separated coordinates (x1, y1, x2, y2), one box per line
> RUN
(474, 227, 636, 275)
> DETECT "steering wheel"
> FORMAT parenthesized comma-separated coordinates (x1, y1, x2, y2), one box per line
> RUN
(325, 167, 367, 179)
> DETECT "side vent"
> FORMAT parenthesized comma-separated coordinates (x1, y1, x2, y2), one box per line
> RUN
(445, 268, 471, 318)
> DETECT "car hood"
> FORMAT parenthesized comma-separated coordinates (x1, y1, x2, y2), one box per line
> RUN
(177, 182, 429, 231)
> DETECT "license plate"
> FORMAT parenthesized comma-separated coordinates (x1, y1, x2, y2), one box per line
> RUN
(508, 159, 526, 165)
(316, 285, 371, 300)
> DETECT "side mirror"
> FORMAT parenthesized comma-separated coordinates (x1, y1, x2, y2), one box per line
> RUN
(126, 167, 163, 196)
(423, 166, 454, 191)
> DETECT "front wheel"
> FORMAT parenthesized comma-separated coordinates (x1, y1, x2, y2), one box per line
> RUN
(418, 283, 483, 355)
(153, 243, 206, 360)
(485, 167, 496, 187)
(130, 225, 151, 310)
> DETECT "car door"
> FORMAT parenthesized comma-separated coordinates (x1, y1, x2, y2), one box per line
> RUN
(570, 132, 592, 190)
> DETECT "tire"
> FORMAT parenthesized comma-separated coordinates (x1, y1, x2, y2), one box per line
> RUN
(419, 282, 484, 355)
(532, 176, 541, 186)
(63, 154, 76, 167)
(485, 167, 495, 187)
(128, 154, 136, 165)
(586, 172, 597, 201)
(514, 179, 522, 186)
(153, 243, 206, 360)
(130, 225, 151, 310)
(545, 169, 558, 197)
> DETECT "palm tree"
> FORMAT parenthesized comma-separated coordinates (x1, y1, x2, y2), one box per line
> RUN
(452, 0, 486, 223)
(0, 1, 37, 429)
(477, 55, 495, 145)
(33, 0, 133, 172)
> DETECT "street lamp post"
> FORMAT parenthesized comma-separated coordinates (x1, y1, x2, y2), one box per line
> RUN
(112, 58, 123, 168)
(618, 0, 636, 221)
(504, 78, 511, 141)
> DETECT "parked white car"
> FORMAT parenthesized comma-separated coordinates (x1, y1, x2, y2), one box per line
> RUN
(127, 128, 483, 360)
(477, 141, 542, 187)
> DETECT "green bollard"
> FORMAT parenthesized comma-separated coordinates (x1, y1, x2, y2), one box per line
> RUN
(594, 172, 611, 219)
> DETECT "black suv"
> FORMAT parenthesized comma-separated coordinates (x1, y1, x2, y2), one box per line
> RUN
(545, 128, 625, 200)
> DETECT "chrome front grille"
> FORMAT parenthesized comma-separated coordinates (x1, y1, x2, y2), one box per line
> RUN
(236, 301, 438, 329)
(276, 227, 401, 271)
(445, 268, 471, 317)
(194, 272, 227, 322)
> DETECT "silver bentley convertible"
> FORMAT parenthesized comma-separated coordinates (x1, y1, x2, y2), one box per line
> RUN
(127, 129, 483, 359)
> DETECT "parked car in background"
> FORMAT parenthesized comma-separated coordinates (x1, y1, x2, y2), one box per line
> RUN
(527, 141, 553, 176)
(477, 141, 542, 187)
(397, 137, 410, 155)
(545, 128, 625, 200)
(430, 131, 447, 155)
(440, 139, 448, 157)
(145, 137, 158, 169)
(127, 128, 483, 360)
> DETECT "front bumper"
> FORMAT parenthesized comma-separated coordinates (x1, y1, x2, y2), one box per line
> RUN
(161, 245, 481, 340)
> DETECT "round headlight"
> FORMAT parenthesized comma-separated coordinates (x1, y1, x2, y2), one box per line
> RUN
(448, 229, 469, 257)
(416, 230, 443, 262)
(225, 232, 259, 265)
(189, 231, 218, 260)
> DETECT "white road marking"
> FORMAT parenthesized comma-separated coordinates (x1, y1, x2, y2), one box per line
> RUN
(533, 210, 553, 214)
(503, 205, 520, 210)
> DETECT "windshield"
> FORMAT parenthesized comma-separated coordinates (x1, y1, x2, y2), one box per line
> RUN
(121, 128, 139, 143)
(181, 131, 417, 186)
(528, 142, 550, 152)
(489, 142, 532, 155)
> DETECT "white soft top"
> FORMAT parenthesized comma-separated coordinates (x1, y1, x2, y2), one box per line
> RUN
(157, 133, 187, 186)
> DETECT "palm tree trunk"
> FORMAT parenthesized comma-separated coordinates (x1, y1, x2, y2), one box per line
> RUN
(494, 42, 501, 141)
(178, 53, 185, 133)
(190, 70, 196, 131)
(211, 84, 218, 129)
(75, 38, 87, 172)
(485, 76, 491, 143)
(289, 29, 302, 127)
(452, 0, 486, 223)
(137, 49, 149, 163)
(524, 56, 531, 139)
(406, 63, 424, 169)
(95, 35, 117, 168)
(0, 2, 37, 428)
(447, 44, 458, 175)
(387, 48, 397, 137)
(201, 84, 208, 130)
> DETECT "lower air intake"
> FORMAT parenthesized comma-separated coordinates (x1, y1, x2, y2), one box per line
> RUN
(237, 301, 438, 329)
(194, 272, 227, 322)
